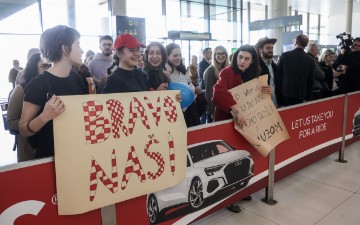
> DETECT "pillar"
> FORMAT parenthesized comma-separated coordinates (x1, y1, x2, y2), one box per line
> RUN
(66, 0, 76, 29)
(112, 0, 127, 16)
(268, 0, 288, 55)
(345, 0, 353, 34)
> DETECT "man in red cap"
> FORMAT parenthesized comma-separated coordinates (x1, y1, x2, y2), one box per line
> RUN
(102, 33, 148, 93)
(255, 37, 278, 107)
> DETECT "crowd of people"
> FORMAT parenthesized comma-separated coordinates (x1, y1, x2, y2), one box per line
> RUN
(5, 24, 360, 212)
(6, 25, 360, 158)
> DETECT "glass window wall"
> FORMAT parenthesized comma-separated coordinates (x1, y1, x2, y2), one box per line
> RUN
(249, 3, 266, 45)
(297, 11, 308, 35)
(126, 0, 165, 40)
(0, 0, 333, 97)
(309, 13, 319, 42)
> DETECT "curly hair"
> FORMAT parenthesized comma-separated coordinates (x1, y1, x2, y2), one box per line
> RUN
(144, 41, 167, 70)
(40, 25, 80, 63)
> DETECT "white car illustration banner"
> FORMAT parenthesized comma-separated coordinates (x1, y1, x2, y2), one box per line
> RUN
(349, 93, 360, 137)
(53, 91, 187, 215)
(228, 75, 290, 157)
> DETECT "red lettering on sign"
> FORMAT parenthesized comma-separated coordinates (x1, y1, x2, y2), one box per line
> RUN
(121, 146, 146, 190)
(163, 96, 178, 123)
(144, 135, 165, 180)
(128, 97, 150, 134)
(89, 149, 118, 201)
(106, 99, 129, 138)
(144, 96, 161, 126)
(168, 131, 176, 175)
(82, 100, 111, 144)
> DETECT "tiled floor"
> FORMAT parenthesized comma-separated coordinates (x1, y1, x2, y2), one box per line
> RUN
(192, 141, 360, 225)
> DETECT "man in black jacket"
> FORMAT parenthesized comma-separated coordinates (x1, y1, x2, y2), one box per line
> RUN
(276, 34, 315, 107)
(8, 60, 22, 89)
(333, 37, 360, 93)
(198, 47, 212, 124)
(198, 47, 212, 90)
(255, 37, 279, 107)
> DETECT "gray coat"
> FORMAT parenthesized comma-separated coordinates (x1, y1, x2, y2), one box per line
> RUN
(204, 66, 218, 116)
(308, 53, 325, 89)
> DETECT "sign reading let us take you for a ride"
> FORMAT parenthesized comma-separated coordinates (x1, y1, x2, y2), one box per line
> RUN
(228, 75, 290, 156)
(53, 90, 187, 215)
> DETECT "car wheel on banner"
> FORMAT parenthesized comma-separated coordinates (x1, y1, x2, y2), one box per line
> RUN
(353, 108, 360, 136)
(147, 194, 161, 224)
(188, 177, 204, 208)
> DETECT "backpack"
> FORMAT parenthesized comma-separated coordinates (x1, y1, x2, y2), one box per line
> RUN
(3, 83, 25, 151)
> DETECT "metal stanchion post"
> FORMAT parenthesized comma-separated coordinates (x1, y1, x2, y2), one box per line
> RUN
(336, 94, 348, 163)
(101, 204, 117, 225)
(261, 148, 277, 205)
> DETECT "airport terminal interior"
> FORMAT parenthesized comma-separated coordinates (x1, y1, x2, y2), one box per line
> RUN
(1, 0, 360, 224)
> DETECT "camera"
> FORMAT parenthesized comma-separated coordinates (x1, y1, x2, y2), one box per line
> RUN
(336, 65, 345, 72)
(336, 32, 354, 51)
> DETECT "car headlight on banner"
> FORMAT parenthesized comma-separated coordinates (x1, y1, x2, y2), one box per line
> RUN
(204, 164, 225, 176)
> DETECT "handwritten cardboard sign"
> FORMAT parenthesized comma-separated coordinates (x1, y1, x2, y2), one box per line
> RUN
(228, 75, 289, 156)
(53, 91, 187, 215)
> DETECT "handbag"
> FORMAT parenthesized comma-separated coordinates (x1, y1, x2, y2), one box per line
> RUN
(191, 82, 208, 116)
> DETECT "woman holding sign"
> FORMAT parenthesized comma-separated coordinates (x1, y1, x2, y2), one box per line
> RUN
(19, 25, 85, 159)
(213, 45, 272, 126)
(212, 44, 272, 213)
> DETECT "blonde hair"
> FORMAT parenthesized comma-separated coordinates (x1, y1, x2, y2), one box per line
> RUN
(318, 49, 335, 63)
(211, 45, 229, 77)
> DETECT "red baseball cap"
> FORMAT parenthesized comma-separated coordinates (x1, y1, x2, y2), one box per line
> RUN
(113, 33, 145, 50)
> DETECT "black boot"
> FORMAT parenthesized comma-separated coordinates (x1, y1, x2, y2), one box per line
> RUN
(242, 195, 252, 201)
(227, 204, 241, 213)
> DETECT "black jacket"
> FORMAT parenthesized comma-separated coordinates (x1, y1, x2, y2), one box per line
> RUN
(333, 50, 360, 93)
(259, 58, 278, 85)
(198, 59, 210, 90)
(259, 57, 281, 106)
(276, 48, 315, 105)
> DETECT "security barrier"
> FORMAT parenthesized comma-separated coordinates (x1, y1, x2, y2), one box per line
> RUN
(0, 92, 359, 225)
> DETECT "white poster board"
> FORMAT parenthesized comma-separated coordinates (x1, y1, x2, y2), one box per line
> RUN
(228, 75, 289, 156)
(53, 91, 187, 215)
